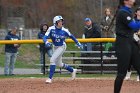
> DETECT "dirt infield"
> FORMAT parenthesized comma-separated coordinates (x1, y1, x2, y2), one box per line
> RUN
(0, 78, 140, 93)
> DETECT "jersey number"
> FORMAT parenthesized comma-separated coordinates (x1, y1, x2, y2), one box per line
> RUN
(55, 39, 60, 42)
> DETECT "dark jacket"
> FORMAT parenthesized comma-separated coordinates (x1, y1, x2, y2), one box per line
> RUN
(116, 6, 134, 38)
(38, 31, 46, 51)
(84, 22, 101, 38)
(5, 31, 20, 53)
(38, 30, 52, 52)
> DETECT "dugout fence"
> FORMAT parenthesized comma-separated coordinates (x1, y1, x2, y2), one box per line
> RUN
(0, 38, 116, 75)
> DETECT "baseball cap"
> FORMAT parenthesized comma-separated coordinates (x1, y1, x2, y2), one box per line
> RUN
(84, 18, 91, 22)
(12, 27, 18, 29)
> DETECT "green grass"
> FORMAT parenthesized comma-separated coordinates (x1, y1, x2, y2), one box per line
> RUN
(0, 43, 80, 68)
(0, 44, 40, 68)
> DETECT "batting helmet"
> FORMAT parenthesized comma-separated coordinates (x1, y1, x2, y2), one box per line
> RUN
(53, 15, 64, 25)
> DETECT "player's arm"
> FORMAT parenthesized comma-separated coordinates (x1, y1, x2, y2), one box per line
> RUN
(128, 20, 140, 31)
(69, 34, 78, 43)
(65, 29, 78, 43)
(43, 28, 52, 48)
(69, 35, 83, 49)
(121, 10, 140, 31)
(65, 29, 82, 49)
(43, 28, 51, 43)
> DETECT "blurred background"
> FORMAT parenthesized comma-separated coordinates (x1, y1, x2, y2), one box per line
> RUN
(0, 0, 120, 39)
(0, 0, 140, 74)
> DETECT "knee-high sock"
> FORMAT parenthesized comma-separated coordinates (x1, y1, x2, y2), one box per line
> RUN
(49, 65, 56, 79)
(63, 64, 73, 72)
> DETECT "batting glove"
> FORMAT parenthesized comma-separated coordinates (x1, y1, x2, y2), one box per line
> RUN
(77, 42, 83, 50)
(45, 41, 52, 48)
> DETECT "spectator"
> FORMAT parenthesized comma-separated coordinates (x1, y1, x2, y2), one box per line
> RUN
(4, 27, 20, 76)
(101, 8, 115, 38)
(38, 23, 53, 74)
(100, 8, 115, 53)
(82, 18, 101, 51)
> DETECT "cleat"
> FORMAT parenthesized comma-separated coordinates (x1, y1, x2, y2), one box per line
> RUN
(124, 71, 131, 80)
(40, 73, 43, 74)
(72, 69, 77, 80)
(137, 76, 139, 82)
(45, 78, 52, 84)
(124, 77, 130, 80)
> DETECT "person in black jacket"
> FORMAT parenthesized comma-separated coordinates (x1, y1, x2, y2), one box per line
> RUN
(38, 23, 53, 74)
(82, 18, 101, 51)
(4, 27, 20, 76)
(114, 0, 140, 93)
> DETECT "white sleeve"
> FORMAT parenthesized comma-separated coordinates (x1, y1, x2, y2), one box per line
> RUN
(45, 27, 51, 36)
(63, 28, 72, 36)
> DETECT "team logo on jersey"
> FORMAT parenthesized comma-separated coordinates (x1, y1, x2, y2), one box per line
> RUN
(127, 16, 131, 20)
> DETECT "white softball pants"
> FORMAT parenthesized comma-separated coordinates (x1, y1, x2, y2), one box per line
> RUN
(50, 44, 66, 67)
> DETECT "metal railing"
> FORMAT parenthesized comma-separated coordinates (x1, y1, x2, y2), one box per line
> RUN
(0, 38, 115, 44)
(0, 38, 116, 74)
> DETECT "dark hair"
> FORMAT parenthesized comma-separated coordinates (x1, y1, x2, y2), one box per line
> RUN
(134, 7, 140, 18)
(120, 0, 137, 7)
(119, 0, 124, 6)
(119, 0, 129, 7)
(135, 7, 140, 12)
(40, 23, 48, 31)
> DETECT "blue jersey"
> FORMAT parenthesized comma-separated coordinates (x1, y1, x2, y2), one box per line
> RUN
(43, 26, 79, 46)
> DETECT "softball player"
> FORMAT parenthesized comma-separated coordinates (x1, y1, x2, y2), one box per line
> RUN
(43, 15, 82, 83)
(114, 0, 140, 93)
(125, 7, 140, 82)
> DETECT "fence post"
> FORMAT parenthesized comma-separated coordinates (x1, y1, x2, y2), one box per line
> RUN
(71, 53, 76, 68)
(100, 42, 103, 74)
(43, 44, 46, 75)
(29, 30, 32, 39)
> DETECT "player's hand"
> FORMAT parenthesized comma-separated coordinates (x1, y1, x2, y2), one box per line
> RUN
(77, 42, 83, 50)
(133, 33, 140, 42)
(45, 42, 52, 48)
